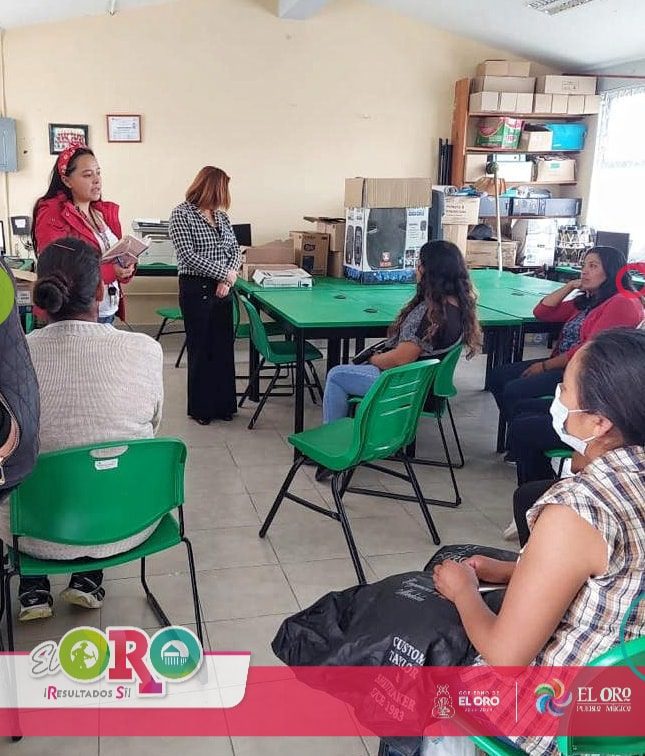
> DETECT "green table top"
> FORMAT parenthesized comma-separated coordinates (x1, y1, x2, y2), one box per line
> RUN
(236, 277, 520, 328)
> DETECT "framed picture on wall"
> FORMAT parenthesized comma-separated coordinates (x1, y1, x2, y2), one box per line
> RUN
(106, 114, 142, 143)
(48, 123, 89, 154)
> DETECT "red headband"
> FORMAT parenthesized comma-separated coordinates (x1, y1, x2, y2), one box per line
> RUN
(57, 140, 87, 177)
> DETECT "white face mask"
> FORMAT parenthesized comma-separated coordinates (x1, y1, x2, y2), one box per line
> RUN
(549, 384, 597, 456)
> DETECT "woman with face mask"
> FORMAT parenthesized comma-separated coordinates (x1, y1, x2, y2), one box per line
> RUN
(32, 144, 135, 324)
(429, 327, 645, 756)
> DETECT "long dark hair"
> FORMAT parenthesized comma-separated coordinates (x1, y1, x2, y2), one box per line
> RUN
(574, 245, 634, 311)
(33, 238, 101, 321)
(389, 240, 481, 358)
(31, 147, 96, 252)
(578, 328, 645, 445)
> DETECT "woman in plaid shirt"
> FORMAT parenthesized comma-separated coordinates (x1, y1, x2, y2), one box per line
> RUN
(169, 167, 241, 425)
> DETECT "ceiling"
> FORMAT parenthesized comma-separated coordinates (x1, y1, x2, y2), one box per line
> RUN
(0, 0, 643, 70)
(364, 0, 645, 69)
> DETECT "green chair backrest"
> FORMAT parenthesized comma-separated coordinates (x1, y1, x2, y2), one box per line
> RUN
(556, 636, 645, 755)
(239, 295, 273, 360)
(348, 360, 438, 466)
(10, 438, 187, 546)
(431, 343, 463, 399)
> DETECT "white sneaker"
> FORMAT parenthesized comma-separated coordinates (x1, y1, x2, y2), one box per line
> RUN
(503, 520, 519, 541)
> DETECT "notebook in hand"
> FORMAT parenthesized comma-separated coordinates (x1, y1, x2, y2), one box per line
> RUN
(102, 235, 150, 267)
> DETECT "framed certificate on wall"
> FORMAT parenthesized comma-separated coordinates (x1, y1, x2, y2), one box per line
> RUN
(106, 114, 142, 143)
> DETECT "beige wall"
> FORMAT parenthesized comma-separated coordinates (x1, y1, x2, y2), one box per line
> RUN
(1, 0, 509, 251)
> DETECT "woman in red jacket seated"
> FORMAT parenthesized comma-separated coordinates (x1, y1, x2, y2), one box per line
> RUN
(32, 144, 135, 324)
(490, 245, 643, 430)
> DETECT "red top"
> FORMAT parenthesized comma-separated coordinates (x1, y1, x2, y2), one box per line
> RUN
(34, 193, 130, 319)
(534, 292, 644, 359)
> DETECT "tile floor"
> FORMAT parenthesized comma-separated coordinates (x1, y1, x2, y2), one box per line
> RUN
(4, 333, 550, 755)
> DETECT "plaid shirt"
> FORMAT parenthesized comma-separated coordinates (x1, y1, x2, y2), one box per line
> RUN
(488, 444, 645, 755)
(168, 201, 241, 280)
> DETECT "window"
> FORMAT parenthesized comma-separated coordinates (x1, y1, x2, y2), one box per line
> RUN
(587, 87, 645, 261)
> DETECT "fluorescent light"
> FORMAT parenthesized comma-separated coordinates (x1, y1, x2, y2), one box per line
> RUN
(526, 0, 598, 15)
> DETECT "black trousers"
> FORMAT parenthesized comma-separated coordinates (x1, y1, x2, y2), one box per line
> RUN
(179, 275, 237, 421)
(508, 404, 564, 485)
(513, 479, 555, 547)
(489, 359, 564, 422)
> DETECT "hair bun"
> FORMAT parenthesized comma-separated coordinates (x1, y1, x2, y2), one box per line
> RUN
(33, 272, 71, 315)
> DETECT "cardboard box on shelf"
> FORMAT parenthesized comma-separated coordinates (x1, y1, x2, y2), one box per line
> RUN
(464, 154, 488, 182)
(536, 75, 597, 95)
(252, 268, 313, 288)
(475, 117, 523, 149)
(567, 95, 586, 115)
(241, 262, 298, 282)
(515, 93, 534, 113)
(533, 93, 553, 113)
(584, 95, 601, 114)
(499, 92, 517, 112)
(472, 76, 536, 94)
(465, 240, 517, 268)
(442, 195, 481, 225)
(303, 216, 345, 252)
(496, 160, 534, 183)
(551, 94, 569, 114)
(344, 177, 432, 209)
(344, 206, 429, 284)
(327, 250, 344, 278)
(442, 224, 468, 255)
(470, 91, 499, 112)
(13, 269, 36, 307)
(534, 157, 576, 183)
(512, 219, 558, 266)
(520, 124, 553, 152)
(290, 231, 330, 276)
(476, 60, 532, 77)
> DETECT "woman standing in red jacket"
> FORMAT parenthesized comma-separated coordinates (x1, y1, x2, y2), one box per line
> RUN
(32, 145, 135, 324)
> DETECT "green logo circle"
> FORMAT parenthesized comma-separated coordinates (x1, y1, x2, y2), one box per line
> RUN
(0, 267, 15, 326)
(59, 627, 110, 682)
(149, 626, 203, 681)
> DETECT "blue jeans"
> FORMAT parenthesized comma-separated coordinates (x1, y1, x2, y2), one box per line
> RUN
(322, 364, 381, 423)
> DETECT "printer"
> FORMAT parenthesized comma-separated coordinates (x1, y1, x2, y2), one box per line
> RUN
(132, 218, 177, 266)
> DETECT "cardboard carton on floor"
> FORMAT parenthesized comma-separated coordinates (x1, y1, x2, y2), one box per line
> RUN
(303, 216, 346, 252)
(465, 240, 517, 268)
(344, 206, 429, 284)
(290, 231, 330, 276)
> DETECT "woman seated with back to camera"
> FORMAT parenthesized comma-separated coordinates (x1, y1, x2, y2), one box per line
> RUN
(317, 240, 480, 481)
(430, 327, 645, 756)
(0, 239, 164, 622)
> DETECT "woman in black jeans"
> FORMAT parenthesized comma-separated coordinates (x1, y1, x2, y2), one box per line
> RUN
(169, 167, 241, 425)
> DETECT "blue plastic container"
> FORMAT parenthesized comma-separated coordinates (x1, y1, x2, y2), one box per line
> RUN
(546, 123, 587, 151)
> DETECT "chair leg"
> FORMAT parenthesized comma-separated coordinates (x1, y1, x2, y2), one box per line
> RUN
(140, 558, 171, 629)
(446, 401, 465, 468)
(304, 362, 318, 405)
(330, 472, 367, 585)
(558, 457, 565, 477)
(248, 367, 281, 429)
(239, 359, 265, 408)
(339, 467, 357, 497)
(155, 317, 169, 341)
(308, 361, 325, 402)
(259, 456, 306, 537)
(175, 338, 187, 369)
(403, 458, 441, 545)
(437, 417, 462, 506)
(182, 537, 205, 646)
(4, 569, 16, 653)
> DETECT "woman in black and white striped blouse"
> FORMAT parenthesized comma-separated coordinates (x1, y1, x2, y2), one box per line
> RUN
(169, 167, 241, 425)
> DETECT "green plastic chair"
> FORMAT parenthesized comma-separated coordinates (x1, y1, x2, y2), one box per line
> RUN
(154, 306, 186, 368)
(0, 438, 203, 652)
(469, 636, 645, 756)
(348, 344, 464, 509)
(545, 447, 573, 477)
(237, 295, 324, 430)
(259, 360, 441, 584)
